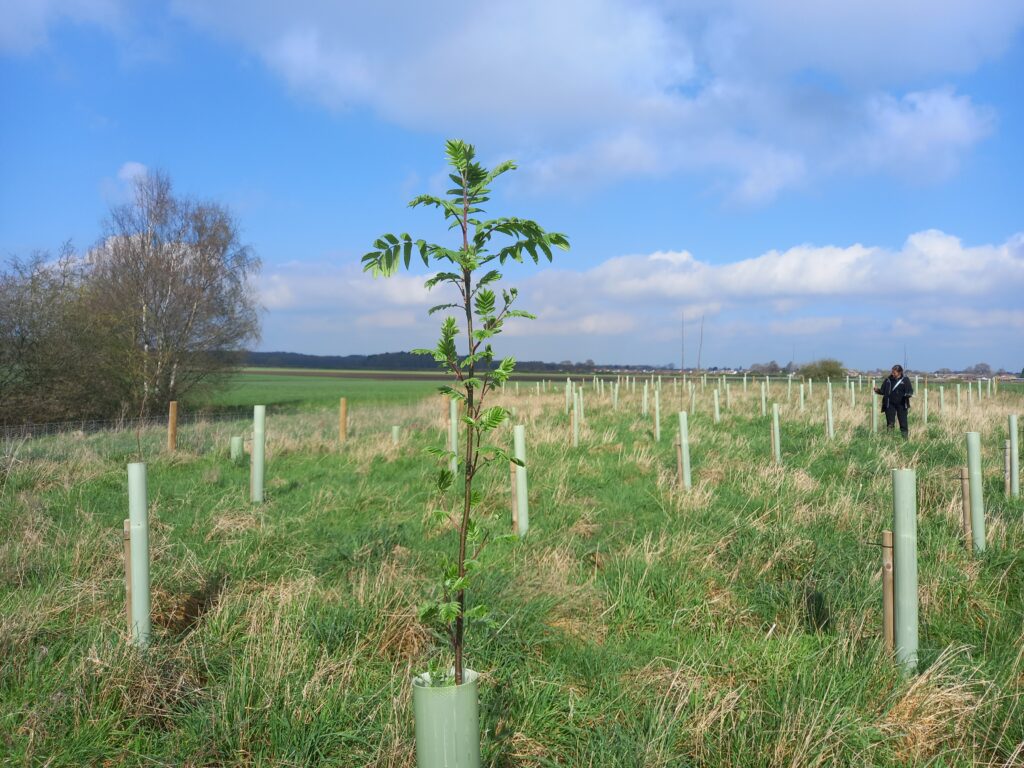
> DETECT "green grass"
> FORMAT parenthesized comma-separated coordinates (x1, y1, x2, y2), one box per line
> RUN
(189, 370, 444, 411)
(2, 378, 1022, 766)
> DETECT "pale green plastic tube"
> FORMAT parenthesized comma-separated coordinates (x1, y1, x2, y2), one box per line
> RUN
(412, 669, 480, 768)
(251, 405, 265, 504)
(654, 390, 661, 441)
(678, 411, 692, 490)
(893, 468, 918, 677)
(392, 425, 401, 445)
(923, 389, 929, 425)
(127, 462, 151, 648)
(826, 398, 834, 440)
(799, 383, 805, 412)
(760, 382, 766, 417)
(229, 436, 243, 463)
(513, 425, 529, 536)
(449, 399, 459, 476)
(713, 389, 720, 424)
(966, 432, 986, 552)
(1010, 415, 1020, 498)
(772, 404, 781, 465)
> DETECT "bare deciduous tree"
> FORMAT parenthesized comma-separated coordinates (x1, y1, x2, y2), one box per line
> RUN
(88, 170, 261, 413)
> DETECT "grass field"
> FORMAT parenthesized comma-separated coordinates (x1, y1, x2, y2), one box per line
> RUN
(188, 371, 444, 411)
(2, 376, 1022, 766)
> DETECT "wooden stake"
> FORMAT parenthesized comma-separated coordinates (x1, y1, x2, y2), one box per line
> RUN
(960, 466, 973, 551)
(676, 437, 684, 487)
(167, 400, 178, 451)
(123, 518, 132, 634)
(882, 530, 894, 652)
(339, 397, 348, 445)
(510, 461, 519, 534)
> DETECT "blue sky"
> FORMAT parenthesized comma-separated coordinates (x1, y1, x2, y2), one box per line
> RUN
(2, 1, 1023, 371)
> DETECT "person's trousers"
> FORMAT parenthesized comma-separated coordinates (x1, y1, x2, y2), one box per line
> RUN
(885, 406, 908, 438)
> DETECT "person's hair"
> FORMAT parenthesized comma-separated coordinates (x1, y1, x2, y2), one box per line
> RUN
(892, 364, 904, 375)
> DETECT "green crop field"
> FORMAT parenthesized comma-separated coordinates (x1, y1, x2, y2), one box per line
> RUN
(188, 370, 445, 411)
(2, 376, 1022, 766)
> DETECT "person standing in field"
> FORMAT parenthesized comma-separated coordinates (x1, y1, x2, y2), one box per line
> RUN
(874, 364, 914, 438)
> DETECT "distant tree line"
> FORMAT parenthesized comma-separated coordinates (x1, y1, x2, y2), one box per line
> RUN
(243, 350, 617, 374)
(0, 171, 260, 425)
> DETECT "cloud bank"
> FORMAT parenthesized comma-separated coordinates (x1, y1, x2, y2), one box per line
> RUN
(257, 230, 1024, 369)
(6, 1, 1020, 201)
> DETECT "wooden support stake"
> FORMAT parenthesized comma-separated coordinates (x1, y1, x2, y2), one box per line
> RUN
(339, 397, 348, 445)
(510, 462, 519, 534)
(123, 518, 132, 634)
(676, 437, 684, 488)
(167, 400, 178, 451)
(960, 466, 973, 551)
(882, 530, 894, 652)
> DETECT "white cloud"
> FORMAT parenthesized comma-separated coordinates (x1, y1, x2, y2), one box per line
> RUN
(254, 230, 1024, 369)
(117, 160, 147, 182)
(0, 0, 124, 54)
(164, 0, 1022, 201)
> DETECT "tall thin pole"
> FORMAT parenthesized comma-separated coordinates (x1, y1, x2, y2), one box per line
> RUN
(893, 468, 918, 677)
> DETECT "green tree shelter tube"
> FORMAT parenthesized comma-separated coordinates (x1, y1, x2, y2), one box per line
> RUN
(654, 389, 661, 441)
(412, 670, 480, 768)
(966, 432, 986, 552)
(251, 405, 265, 504)
(1010, 414, 1019, 498)
(513, 425, 529, 536)
(678, 411, 692, 489)
(772, 403, 782, 465)
(713, 389, 720, 424)
(229, 436, 243, 463)
(449, 399, 459, 476)
(127, 462, 151, 648)
(892, 468, 918, 677)
(826, 399, 835, 440)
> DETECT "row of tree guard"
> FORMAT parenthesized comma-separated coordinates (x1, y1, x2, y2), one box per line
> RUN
(125, 387, 1018, 663)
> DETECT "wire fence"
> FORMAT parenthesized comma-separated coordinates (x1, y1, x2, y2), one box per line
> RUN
(0, 407, 253, 442)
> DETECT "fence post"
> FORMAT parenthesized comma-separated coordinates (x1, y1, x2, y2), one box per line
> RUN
(678, 412, 692, 490)
(882, 530, 894, 652)
(251, 405, 266, 504)
(339, 397, 348, 445)
(513, 425, 529, 536)
(127, 462, 151, 648)
(167, 401, 178, 451)
(966, 432, 985, 553)
(892, 468, 918, 677)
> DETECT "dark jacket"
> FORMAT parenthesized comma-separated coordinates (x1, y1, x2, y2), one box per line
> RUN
(877, 375, 913, 410)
